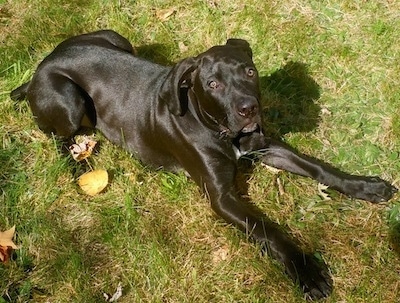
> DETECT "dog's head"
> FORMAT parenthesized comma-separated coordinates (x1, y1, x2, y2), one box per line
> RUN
(159, 39, 262, 138)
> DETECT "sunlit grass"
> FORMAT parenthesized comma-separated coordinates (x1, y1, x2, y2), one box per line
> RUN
(1, 0, 400, 302)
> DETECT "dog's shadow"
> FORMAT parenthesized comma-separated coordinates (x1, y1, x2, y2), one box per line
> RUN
(135, 44, 175, 66)
(389, 223, 400, 257)
(260, 61, 321, 137)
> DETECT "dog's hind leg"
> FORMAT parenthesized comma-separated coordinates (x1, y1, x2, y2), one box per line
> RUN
(89, 30, 135, 54)
(28, 75, 91, 139)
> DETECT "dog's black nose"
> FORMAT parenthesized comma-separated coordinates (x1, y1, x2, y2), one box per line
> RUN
(237, 100, 259, 118)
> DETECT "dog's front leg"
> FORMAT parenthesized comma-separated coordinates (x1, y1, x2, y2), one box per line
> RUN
(189, 161, 332, 300)
(239, 134, 397, 203)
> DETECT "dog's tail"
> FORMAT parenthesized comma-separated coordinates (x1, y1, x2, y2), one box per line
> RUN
(10, 82, 30, 101)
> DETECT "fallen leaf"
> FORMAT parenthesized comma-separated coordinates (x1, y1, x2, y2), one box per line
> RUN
(0, 246, 14, 263)
(156, 7, 176, 21)
(69, 136, 97, 161)
(0, 226, 18, 263)
(276, 177, 285, 196)
(261, 163, 282, 174)
(178, 41, 189, 53)
(321, 105, 332, 116)
(207, 0, 218, 8)
(212, 245, 229, 264)
(0, 226, 18, 249)
(103, 282, 123, 302)
(318, 183, 332, 201)
(78, 169, 108, 196)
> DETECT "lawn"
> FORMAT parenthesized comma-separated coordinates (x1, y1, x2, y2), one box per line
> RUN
(1, 0, 400, 302)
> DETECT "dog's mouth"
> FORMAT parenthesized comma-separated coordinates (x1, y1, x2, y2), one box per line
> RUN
(218, 122, 261, 139)
(241, 122, 259, 134)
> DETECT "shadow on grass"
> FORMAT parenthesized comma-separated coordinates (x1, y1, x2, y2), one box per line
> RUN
(134, 46, 322, 138)
(389, 220, 400, 257)
(387, 203, 400, 257)
(260, 61, 321, 137)
(135, 44, 175, 66)
(136, 47, 322, 138)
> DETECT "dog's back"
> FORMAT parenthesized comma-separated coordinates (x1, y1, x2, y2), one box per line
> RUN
(10, 30, 134, 101)
(11, 30, 170, 145)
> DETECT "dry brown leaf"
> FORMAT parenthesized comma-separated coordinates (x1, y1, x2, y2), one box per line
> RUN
(212, 245, 229, 264)
(103, 282, 123, 302)
(261, 163, 282, 174)
(0, 226, 18, 263)
(276, 177, 285, 196)
(178, 41, 189, 53)
(78, 169, 108, 196)
(318, 183, 332, 201)
(156, 8, 176, 21)
(0, 226, 18, 248)
(69, 136, 97, 161)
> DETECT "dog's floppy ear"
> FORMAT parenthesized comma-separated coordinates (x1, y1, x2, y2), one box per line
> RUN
(159, 57, 198, 116)
(226, 39, 253, 58)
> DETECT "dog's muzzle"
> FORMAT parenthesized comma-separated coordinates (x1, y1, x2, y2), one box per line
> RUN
(241, 122, 259, 133)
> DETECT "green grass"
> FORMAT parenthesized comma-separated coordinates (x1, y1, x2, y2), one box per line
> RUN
(1, 0, 400, 302)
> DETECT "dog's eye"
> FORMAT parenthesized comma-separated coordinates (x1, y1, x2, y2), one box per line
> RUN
(246, 68, 255, 77)
(208, 80, 218, 89)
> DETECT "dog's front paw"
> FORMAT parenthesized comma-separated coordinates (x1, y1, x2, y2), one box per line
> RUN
(354, 177, 397, 203)
(284, 251, 332, 300)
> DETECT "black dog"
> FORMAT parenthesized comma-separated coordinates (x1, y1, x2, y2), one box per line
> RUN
(10, 30, 397, 300)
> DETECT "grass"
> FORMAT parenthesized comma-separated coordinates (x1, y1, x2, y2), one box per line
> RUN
(1, 0, 400, 302)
